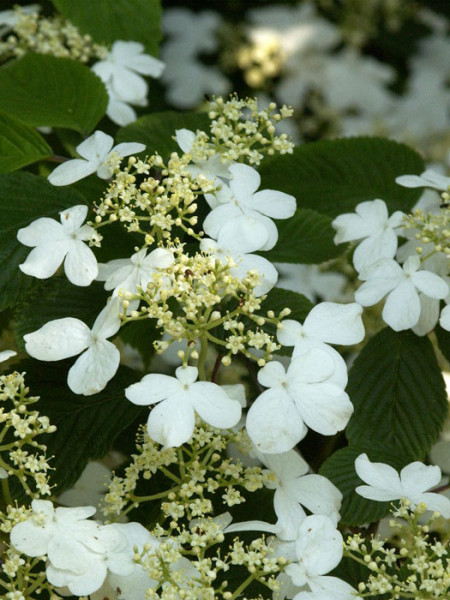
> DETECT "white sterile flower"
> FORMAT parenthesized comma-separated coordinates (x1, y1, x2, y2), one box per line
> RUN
(286, 515, 357, 599)
(277, 302, 364, 387)
(175, 128, 233, 182)
(0, 349, 16, 362)
(203, 163, 296, 250)
(332, 199, 404, 272)
(48, 131, 145, 186)
(97, 247, 174, 310)
(355, 454, 450, 518)
(275, 263, 347, 303)
(262, 450, 342, 539)
(46, 522, 136, 596)
(24, 298, 121, 396)
(91, 522, 159, 600)
(355, 255, 449, 332)
(200, 217, 278, 297)
(396, 169, 450, 191)
(246, 349, 354, 454)
(17, 205, 98, 286)
(91, 41, 164, 105)
(57, 461, 111, 513)
(10, 500, 100, 573)
(125, 366, 242, 447)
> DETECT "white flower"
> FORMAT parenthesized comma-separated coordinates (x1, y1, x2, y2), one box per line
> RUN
(439, 304, 450, 331)
(91, 41, 164, 124)
(10, 500, 100, 572)
(24, 298, 121, 396)
(125, 366, 242, 447)
(396, 169, 450, 191)
(17, 205, 98, 286)
(286, 515, 357, 599)
(48, 131, 145, 186)
(203, 163, 296, 250)
(57, 462, 111, 513)
(97, 247, 174, 311)
(277, 302, 364, 386)
(175, 128, 233, 182)
(200, 217, 278, 297)
(355, 454, 450, 518)
(355, 255, 449, 331)
(0, 4, 39, 32)
(0, 349, 16, 363)
(262, 450, 342, 539)
(332, 199, 404, 272)
(246, 349, 354, 454)
(275, 263, 347, 303)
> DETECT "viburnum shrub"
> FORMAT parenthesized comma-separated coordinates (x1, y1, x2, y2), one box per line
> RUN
(0, 2, 448, 600)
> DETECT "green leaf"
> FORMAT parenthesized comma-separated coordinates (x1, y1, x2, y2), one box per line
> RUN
(435, 323, 450, 364)
(14, 278, 108, 352)
(259, 137, 425, 217)
(346, 328, 448, 459)
(266, 207, 343, 264)
(0, 111, 51, 172)
(319, 444, 406, 526)
(52, 0, 162, 55)
(116, 111, 210, 158)
(0, 172, 88, 311)
(0, 54, 108, 133)
(21, 359, 144, 493)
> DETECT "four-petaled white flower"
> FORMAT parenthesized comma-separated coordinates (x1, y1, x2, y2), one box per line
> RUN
(200, 217, 278, 297)
(396, 169, 450, 191)
(355, 255, 449, 331)
(48, 131, 145, 186)
(286, 515, 358, 600)
(246, 349, 354, 454)
(355, 454, 450, 518)
(24, 298, 121, 396)
(91, 41, 164, 126)
(277, 302, 364, 387)
(97, 247, 174, 311)
(332, 199, 404, 272)
(203, 163, 296, 250)
(262, 450, 342, 539)
(125, 365, 242, 447)
(18, 205, 98, 286)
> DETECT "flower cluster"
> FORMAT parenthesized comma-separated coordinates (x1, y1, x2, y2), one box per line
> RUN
(0, 6, 107, 62)
(345, 500, 449, 599)
(0, 367, 56, 498)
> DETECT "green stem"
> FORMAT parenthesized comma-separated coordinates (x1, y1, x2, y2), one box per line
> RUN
(229, 573, 256, 600)
(1, 477, 12, 505)
(197, 335, 208, 381)
(130, 486, 180, 503)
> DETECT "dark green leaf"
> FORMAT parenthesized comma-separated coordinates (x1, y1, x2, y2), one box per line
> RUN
(116, 111, 210, 158)
(0, 54, 108, 133)
(435, 323, 450, 364)
(22, 359, 144, 493)
(0, 111, 52, 172)
(259, 137, 425, 217)
(319, 444, 406, 526)
(346, 328, 448, 459)
(0, 172, 88, 311)
(14, 278, 108, 352)
(266, 207, 343, 264)
(52, 0, 162, 55)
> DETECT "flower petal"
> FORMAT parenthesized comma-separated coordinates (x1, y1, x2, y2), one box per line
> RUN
(67, 341, 120, 395)
(400, 462, 441, 497)
(17, 218, 66, 246)
(246, 389, 307, 454)
(76, 131, 113, 163)
(382, 281, 420, 331)
(251, 190, 296, 219)
(19, 240, 68, 279)
(48, 159, 97, 186)
(303, 302, 365, 346)
(354, 454, 402, 499)
(189, 382, 242, 428)
(147, 395, 195, 447)
(24, 318, 91, 361)
(64, 241, 98, 286)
